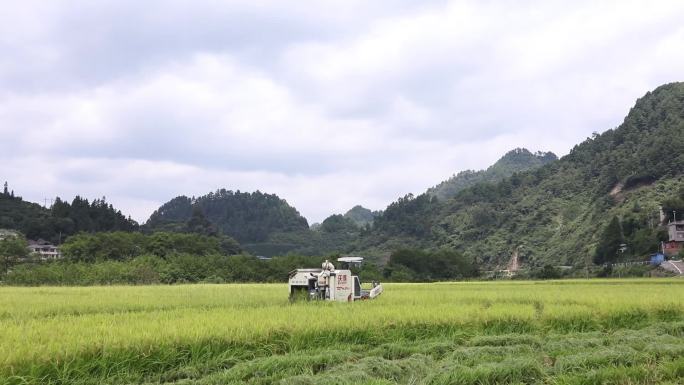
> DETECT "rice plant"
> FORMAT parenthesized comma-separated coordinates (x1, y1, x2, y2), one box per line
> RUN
(0, 279, 682, 384)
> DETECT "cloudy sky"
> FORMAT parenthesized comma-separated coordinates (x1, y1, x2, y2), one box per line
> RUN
(1, 0, 683, 224)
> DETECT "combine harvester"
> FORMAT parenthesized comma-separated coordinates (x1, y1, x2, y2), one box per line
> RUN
(288, 257, 383, 302)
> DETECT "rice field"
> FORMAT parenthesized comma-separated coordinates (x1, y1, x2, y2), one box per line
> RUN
(1, 279, 683, 384)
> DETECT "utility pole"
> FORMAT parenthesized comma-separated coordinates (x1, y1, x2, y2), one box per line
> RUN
(584, 245, 592, 279)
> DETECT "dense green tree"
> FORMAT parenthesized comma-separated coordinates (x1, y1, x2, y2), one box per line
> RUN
(320, 214, 359, 233)
(343, 205, 380, 227)
(145, 190, 309, 244)
(2, 254, 334, 285)
(385, 248, 478, 281)
(186, 206, 217, 236)
(218, 235, 242, 255)
(530, 264, 562, 279)
(60, 231, 240, 262)
(0, 234, 28, 273)
(372, 194, 440, 238)
(594, 217, 624, 264)
(427, 148, 557, 200)
(0, 190, 137, 243)
(144, 196, 193, 229)
(661, 187, 684, 223)
(630, 228, 665, 256)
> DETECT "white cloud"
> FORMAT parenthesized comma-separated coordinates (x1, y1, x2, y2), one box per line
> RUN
(1, 0, 683, 224)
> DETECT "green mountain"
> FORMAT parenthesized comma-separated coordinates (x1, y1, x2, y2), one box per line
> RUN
(344, 205, 381, 227)
(427, 148, 557, 200)
(0, 184, 138, 243)
(361, 82, 684, 268)
(145, 190, 310, 247)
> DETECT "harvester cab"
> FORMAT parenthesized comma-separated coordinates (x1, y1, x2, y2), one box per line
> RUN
(288, 257, 383, 302)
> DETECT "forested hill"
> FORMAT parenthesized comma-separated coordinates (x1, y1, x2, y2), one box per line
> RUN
(344, 205, 381, 227)
(427, 148, 557, 200)
(144, 190, 309, 244)
(0, 185, 138, 243)
(363, 82, 684, 268)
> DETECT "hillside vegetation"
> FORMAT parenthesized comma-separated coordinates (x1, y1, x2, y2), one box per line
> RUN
(145, 190, 309, 246)
(243, 149, 563, 258)
(362, 82, 684, 268)
(344, 205, 381, 227)
(0, 186, 137, 243)
(427, 148, 557, 200)
(3, 83, 683, 271)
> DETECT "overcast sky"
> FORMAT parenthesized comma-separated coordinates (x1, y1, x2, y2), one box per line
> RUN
(1, 0, 683, 224)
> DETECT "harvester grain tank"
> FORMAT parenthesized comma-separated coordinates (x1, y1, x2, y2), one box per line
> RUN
(288, 257, 383, 302)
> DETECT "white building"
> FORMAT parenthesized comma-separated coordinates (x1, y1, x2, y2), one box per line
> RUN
(28, 240, 62, 260)
(668, 220, 684, 242)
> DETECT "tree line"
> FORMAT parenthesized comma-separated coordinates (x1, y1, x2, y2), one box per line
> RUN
(2, 230, 481, 285)
(0, 184, 137, 243)
(60, 231, 241, 262)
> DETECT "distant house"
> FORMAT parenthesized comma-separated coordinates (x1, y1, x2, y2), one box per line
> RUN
(668, 220, 684, 242)
(663, 220, 684, 257)
(28, 239, 62, 260)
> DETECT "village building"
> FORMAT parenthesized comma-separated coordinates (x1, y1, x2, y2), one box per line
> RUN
(663, 220, 684, 257)
(27, 239, 62, 260)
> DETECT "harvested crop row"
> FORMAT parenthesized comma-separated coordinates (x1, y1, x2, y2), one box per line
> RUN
(0, 279, 682, 384)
